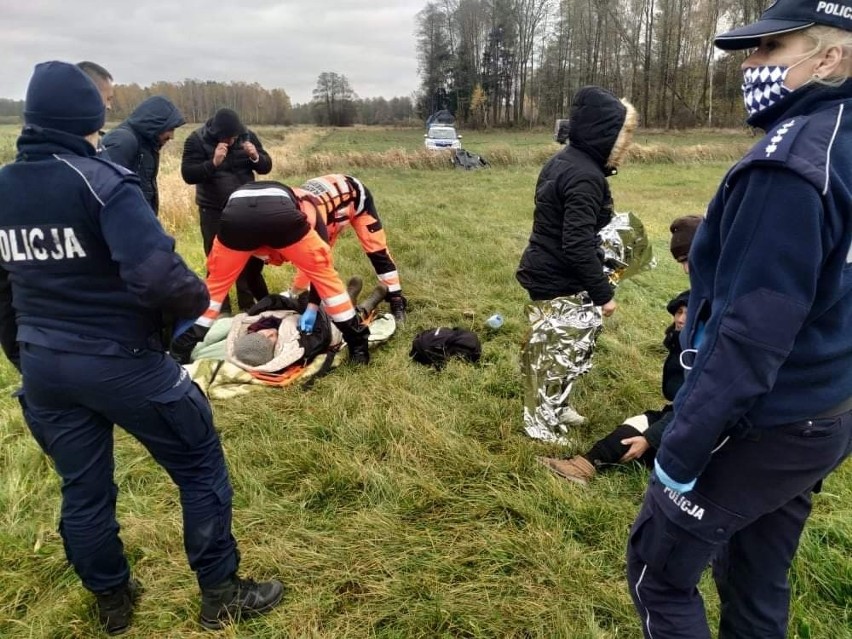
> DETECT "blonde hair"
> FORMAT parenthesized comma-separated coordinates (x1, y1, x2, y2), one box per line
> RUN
(802, 25, 852, 85)
(607, 99, 638, 169)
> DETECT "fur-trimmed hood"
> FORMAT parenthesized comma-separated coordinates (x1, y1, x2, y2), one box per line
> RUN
(567, 86, 637, 172)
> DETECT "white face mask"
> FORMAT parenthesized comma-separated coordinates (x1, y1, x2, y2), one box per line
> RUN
(741, 50, 818, 117)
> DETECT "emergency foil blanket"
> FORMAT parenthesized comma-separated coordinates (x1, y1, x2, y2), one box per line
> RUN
(599, 211, 655, 285)
(521, 295, 602, 444)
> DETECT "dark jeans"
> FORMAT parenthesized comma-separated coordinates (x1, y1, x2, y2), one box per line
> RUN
(200, 207, 269, 312)
(19, 342, 239, 592)
(627, 411, 852, 638)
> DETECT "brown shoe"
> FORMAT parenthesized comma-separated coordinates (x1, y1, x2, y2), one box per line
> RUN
(537, 455, 596, 486)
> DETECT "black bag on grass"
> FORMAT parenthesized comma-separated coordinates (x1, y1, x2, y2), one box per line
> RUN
(410, 327, 481, 368)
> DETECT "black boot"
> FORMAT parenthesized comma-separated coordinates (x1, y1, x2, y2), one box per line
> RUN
(347, 337, 371, 365)
(95, 578, 140, 636)
(200, 575, 284, 630)
(388, 293, 407, 322)
(336, 317, 371, 365)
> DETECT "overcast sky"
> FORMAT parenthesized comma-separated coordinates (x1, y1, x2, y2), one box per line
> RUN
(1, 0, 425, 104)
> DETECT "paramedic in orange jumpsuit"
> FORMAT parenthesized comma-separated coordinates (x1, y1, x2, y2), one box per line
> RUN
(289, 174, 407, 321)
(170, 181, 371, 365)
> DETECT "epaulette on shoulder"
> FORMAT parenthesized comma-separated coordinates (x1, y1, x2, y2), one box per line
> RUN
(738, 104, 847, 192)
(743, 116, 811, 165)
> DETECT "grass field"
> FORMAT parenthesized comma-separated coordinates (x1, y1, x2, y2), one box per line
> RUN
(0, 125, 849, 638)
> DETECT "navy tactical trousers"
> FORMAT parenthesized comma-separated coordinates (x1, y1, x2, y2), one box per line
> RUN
(19, 342, 239, 593)
(627, 410, 852, 639)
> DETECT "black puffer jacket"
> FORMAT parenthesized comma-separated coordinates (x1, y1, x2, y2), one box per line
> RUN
(180, 114, 272, 210)
(516, 86, 628, 305)
(102, 96, 185, 214)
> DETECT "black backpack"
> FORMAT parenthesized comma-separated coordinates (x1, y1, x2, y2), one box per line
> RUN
(410, 327, 482, 368)
(452, 148, 489, 170)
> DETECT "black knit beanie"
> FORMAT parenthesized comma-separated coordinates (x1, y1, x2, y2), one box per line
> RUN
(210, 108, 245, 140)
(669, 215, 703, 262)
(24, 61, 105, 136)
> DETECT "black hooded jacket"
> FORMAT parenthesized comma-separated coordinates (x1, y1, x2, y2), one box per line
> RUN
(516, 86, 628, 305)
(102, 96, 185, 215)
(180, 111, 272, 210)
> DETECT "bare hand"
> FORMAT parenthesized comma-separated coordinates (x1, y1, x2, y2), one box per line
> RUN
(601, 300, 617, 317)
(212, 142, 229, 167)
(619, 436, 650, 462)
(242, 140, 259, 162)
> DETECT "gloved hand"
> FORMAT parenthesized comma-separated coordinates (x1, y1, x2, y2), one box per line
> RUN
(169, 324, 208, 364)
(654, 459, 696, 493)
(247, 294, 298, 316)
(299, 304, 319, 334)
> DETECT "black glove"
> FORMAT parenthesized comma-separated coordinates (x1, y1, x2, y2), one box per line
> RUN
(335, 316, 371, 365)
(169, 325, 208, 364)
(247, 294, 299, 316)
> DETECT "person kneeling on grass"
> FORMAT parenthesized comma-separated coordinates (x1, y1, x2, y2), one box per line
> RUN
(538, 290, 688, 485)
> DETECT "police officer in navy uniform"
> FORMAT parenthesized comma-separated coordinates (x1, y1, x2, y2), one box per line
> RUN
(0, 62, 283, 634)
(626, 3, 852, 638)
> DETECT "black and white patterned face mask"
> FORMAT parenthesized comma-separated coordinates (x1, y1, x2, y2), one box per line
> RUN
(741, 65, 794, 116)
(741, 49, 818, 117)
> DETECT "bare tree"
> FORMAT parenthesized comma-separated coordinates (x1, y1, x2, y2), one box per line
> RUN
(311, 72, 358, 126)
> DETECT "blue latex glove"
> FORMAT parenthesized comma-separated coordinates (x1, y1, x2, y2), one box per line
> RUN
(654, 459, 696, 493)
(299, 305, 318, 334)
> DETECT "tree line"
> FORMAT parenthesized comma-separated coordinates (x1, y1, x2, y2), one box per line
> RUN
(0, 77, 416, 127)
(416, 0, 768, 128)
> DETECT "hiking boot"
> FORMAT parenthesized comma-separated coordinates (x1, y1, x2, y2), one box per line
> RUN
(95, 578, 140, 636)
(388, 293, 407, 322)
(558, 406, 587, 427)
(346, 276, 363, 305)
(537, 455, 596, 486)
(199, 575, 284, 630)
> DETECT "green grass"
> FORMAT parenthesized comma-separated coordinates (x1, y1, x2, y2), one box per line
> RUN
(0, 126, 849, 638)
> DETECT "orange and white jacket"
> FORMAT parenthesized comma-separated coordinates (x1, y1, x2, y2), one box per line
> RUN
(194, 182, 356, 331)
(290, 174, 401, 295)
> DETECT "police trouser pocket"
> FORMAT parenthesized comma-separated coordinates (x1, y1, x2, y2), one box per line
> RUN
(150, 381, 215, 449)
(631, 504, 713, 589)
(632, 485, 742, 590)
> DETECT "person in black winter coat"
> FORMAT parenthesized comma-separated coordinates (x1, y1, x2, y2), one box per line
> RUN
(102, 95, 185, 215)
(180, 108, 272, 313)
(517, 86, 638, 441)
